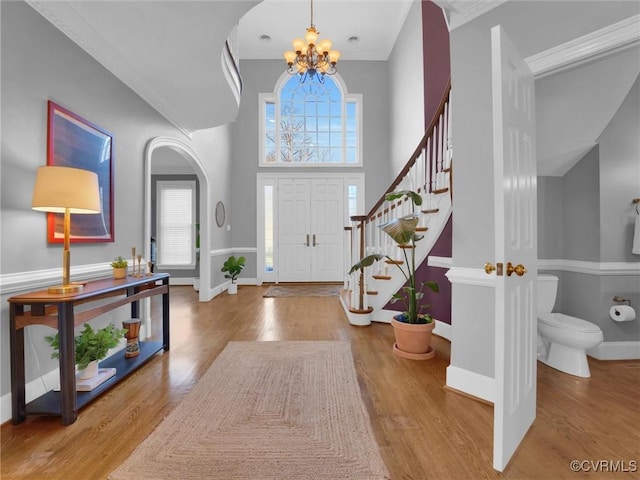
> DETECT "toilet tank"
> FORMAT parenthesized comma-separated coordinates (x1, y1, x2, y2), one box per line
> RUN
(537, 274, 559, 315)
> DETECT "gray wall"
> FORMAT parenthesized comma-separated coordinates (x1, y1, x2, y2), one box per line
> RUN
(538, 77, 640, 342)
(230, 59, 393, 268)
(0, 2, 233, 398)
(389, 0, 424, 179)
(449, 0, 640, 378)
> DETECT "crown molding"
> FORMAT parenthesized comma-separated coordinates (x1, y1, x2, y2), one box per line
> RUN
(526, 14, 640, 79)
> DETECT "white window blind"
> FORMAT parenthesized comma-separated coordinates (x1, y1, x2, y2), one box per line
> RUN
(157, 181, 196, 268)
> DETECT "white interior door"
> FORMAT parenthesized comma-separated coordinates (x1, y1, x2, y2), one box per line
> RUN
(277, 177, 345, 282)
(278, 178, 311, 282)
(310, 179, 344, 281)
(491, 25, 538, 472)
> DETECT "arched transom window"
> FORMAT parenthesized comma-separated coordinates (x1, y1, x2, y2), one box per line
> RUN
(260, 73, 362, 166)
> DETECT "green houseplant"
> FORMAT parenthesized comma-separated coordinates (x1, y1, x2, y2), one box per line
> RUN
(46, 323, 127, 378)
(350, 190, 439, 359)
(110, 256, 128, 279)
(221, 255, 246, 294)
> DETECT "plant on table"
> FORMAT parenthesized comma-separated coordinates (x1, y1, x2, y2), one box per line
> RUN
(46, 323, 127, 370)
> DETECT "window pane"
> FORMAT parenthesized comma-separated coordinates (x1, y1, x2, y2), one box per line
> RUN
(262, 75, 360, 165)
(348, 185, 358, 217)
(157, 182, 195, 267)
(264, 185, 274, 272)
(346, 148, 357, 163)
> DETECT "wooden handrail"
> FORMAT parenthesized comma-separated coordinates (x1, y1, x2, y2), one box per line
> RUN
(352, 78, 451, 222)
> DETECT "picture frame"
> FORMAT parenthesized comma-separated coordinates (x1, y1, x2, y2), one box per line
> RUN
(47, 101, 114, 243)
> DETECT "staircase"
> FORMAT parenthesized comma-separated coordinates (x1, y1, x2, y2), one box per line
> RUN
(342, 82, 452, 326)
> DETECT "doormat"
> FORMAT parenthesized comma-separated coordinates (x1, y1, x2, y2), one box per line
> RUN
(263, 284, 343, 298)
(109, 341, 389, 480)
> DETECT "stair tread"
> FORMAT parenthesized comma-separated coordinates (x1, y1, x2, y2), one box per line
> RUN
(433, 187, 449, 195)
(422, 208, 439, 214)
(372, 275, 391, 280)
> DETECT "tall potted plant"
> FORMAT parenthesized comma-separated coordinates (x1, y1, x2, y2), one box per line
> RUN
(350, 190, 439, 359)
(221, 255, 245, 294)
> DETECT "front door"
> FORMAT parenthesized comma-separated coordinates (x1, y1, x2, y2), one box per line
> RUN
(491, 25, 538, 471)
(277, 178, 345, 282)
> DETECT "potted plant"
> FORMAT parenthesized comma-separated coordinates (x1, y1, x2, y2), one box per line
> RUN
(45, 323, 127, 379)
(350, 190, 439, 360)
(221, 255, 245, 294)
(111, 256, 128, 279)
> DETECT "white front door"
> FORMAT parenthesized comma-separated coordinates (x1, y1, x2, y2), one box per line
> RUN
(491, 25, 538, 472)
(277, 178, 345, 282)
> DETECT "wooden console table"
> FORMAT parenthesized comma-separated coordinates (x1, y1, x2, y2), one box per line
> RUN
(8, 273, 170, 425)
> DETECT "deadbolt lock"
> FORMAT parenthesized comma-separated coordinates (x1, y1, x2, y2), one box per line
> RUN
(484, 262, 504, 276)
(506, 262, 527, 277)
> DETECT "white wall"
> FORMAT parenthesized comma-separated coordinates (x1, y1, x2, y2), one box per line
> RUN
(388, 0, 425, 179)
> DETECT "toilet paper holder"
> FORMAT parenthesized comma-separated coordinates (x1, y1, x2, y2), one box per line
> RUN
(612, 296, 631, 306)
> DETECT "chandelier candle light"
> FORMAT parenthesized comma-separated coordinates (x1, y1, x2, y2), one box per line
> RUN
(284, 0, 340, 83)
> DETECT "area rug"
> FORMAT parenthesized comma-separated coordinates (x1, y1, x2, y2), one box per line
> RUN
(109, 341, 389, 480)
(263, 284, 342, 297)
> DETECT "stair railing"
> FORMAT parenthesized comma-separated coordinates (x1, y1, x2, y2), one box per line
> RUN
(347, 80, 452, 312)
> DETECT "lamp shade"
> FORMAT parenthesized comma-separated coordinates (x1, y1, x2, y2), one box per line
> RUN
(32, 166, 101, 214)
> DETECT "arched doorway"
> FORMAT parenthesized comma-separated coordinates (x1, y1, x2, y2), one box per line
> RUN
(144, 137, 212, 306)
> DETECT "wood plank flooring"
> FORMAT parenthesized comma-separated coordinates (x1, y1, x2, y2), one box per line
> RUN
(2, 285, 639, 479)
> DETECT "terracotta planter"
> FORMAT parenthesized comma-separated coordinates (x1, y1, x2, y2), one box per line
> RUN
(391, 316, 436, 360)
(113, 267, 127, 279)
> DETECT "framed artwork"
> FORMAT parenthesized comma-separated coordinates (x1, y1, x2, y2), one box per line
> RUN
(47, 101, 114, 243)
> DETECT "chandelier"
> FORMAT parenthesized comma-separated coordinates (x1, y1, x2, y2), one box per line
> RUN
(283, 0, 341, 83)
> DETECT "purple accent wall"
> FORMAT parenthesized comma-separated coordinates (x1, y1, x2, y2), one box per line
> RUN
(385, 2, 453, 325)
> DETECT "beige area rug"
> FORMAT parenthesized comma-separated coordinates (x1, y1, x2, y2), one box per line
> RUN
(109, 341, 389, 480)
(263, 284, 342, 298)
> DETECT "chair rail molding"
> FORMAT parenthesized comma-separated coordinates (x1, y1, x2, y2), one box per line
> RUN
(538, 259, 640, 276)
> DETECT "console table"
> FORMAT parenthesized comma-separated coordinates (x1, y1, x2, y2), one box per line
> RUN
(8, 273, 170, 425)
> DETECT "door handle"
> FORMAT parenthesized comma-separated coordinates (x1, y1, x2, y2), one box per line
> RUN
(312, 234, 317, 247)
(506, 262, 527, 277)
(305, 234, 310, 247)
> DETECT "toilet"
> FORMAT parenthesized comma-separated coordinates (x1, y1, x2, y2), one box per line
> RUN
(537, 274, 603, 378)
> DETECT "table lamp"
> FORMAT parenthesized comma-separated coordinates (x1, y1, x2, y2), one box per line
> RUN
(32, 166, 101, 294)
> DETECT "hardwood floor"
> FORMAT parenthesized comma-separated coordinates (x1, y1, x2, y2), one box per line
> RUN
(2, 286, 639, 479)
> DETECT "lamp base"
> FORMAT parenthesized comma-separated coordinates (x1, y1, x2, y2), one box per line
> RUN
(47, 283, 84, 294)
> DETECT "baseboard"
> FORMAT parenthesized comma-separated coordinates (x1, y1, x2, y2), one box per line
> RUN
(446, 365, 495, 404)
(588, 341, 640, 360)
(169, 277, 195, 286)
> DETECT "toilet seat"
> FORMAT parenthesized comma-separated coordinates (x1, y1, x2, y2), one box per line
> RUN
(538, 313, 601, 333)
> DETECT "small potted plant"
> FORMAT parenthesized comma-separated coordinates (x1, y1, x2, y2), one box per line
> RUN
(221, 255, 245, 294)
(350, 190, 439, 360)
(111, 256, 128, 279)
(46, 323, 127, 379)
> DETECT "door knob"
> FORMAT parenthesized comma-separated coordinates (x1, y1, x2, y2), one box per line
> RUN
(506, 262, 527, 277)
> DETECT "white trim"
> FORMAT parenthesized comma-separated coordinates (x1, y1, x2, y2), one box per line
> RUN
(445, 267, 497, 287)
(209, 247, 256, 257)
(169, 277, 195, 286)
(446, 365, 495, 404)
(526, 15, 640, 79)
(0, 263, 111, 295)
(428, 255, 452, 268)
(588, 341, 640, 361)
(539, 259, 640, 276)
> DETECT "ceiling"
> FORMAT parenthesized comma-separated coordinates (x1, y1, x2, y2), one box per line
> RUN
(238, 0, 414, 61)
(25, 1, 639, 178)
